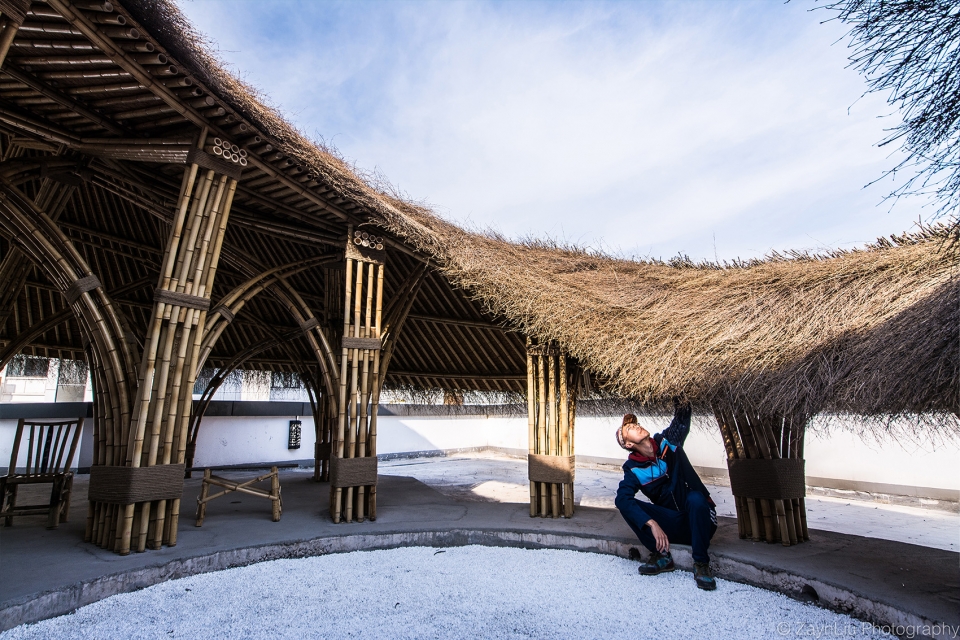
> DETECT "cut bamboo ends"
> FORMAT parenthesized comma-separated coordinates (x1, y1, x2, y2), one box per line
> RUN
(714, 407, 809, 546)
(526, 338, 576, 519)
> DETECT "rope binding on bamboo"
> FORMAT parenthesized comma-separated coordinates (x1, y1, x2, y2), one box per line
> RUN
(64, 274, 101, 305)
(728, 458, 805, 500)
(528, 454, 575, 484)
(154, 288, 211, 310)
(88, 464, 185, 505)
(330, 456, 377, 488)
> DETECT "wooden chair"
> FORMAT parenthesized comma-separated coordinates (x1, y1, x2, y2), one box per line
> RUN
(1, 418, 82, 529)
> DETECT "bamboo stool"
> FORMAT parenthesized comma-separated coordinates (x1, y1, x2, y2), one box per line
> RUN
(195, 467, 282, 526)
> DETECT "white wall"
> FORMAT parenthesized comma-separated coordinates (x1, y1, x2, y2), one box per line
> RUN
(3, 409, 957, 494)
(192, 415, 317, 467)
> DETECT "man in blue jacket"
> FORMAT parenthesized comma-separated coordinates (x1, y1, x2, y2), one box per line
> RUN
(614, 400, 718, 590)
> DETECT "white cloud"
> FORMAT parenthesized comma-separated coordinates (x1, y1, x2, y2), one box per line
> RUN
(177, 0, 935, 261)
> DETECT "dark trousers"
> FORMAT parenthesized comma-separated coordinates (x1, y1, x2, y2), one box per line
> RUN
(618, 490, 717, 563)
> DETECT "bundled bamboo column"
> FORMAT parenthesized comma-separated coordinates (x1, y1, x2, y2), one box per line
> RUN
(330, 230, 385, 523)
(79, 131, 243, 555)
(713, 406, 809, 546)
(526, 338, 576, 518)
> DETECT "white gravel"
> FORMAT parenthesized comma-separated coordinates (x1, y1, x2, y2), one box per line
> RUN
(2, 546, 893, 640)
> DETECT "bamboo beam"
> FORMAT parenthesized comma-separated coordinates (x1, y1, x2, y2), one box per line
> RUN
(1, 63, 127, 135)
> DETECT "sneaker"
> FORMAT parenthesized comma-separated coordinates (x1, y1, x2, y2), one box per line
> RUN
(638, 551, 675, 575)
(694, 561, 716, 590)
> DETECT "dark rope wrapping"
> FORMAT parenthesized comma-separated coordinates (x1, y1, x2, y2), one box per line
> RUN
(212, 305, 235, 323)
(154, 288, 211, 311)
(88, 464, 186, 504)
(329, 456, 377, 488)
(342, 336, 381, 350)
(299, 317, 319, 332)
(727, 458, 806, 500)
(528, 454, 575, 484)
(64, 275, 101, 305)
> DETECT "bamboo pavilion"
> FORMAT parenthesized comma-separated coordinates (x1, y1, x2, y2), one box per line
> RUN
(0, 0, 955, 554)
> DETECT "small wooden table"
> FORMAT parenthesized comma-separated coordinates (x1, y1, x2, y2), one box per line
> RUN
(195, 466, 282, 526)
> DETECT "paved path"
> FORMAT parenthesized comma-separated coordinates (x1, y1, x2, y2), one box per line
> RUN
(1, 461, 957, 637)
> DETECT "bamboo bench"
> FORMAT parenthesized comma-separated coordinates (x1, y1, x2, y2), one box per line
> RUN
(194, 466, 282, 526)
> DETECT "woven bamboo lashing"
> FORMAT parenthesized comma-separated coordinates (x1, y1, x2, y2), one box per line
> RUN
(88, 464, 185, 504)
(330, 456, 377, 488)
(528, 454, 575, 484)
(63, 274, 101, 305)
(153, 288, 211, 310)
(342, 336, 381, 350)
(728, 458, 805, 501)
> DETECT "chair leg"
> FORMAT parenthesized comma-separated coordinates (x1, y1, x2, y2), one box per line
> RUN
(2, 481, 17, 527)
(47, 477, 63, 529)
(60, 474, 75, 523)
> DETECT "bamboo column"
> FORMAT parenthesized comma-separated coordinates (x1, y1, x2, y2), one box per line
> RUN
(330, 230, 385, 523)
(714, 406, 809, 546)
(526, 338, 576, 518)
(79, 131, 243, 555)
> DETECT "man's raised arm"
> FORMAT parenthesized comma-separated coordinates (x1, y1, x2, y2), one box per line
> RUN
(661, 398, 692, 448)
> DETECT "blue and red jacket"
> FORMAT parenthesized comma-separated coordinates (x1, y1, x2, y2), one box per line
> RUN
(615, 404, 715, 519)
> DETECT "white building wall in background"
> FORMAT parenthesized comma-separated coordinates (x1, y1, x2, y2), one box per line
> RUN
(1, 409, 956, 499)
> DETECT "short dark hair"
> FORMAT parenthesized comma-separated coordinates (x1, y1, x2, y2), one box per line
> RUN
(621, 413, 638, 427)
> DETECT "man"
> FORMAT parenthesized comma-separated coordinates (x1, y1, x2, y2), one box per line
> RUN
(614, 400, 718, 590)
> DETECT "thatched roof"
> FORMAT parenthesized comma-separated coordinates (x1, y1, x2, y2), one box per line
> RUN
(0, 0, 956, 424)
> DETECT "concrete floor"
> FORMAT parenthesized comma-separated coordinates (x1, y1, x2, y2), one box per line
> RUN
(1, 456, 958, 636)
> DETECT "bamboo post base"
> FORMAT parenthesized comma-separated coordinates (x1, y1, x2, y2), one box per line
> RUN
(526, 338, 577, 519)
(195, 466, 282, 526)
(330, 482, 376, 524)
(713, 407, 809, 546)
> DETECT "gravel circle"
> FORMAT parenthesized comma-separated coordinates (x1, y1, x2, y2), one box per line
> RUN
(2, 546, 892, 639)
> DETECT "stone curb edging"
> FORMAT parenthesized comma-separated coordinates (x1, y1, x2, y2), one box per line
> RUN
(0, 530, 947, 639)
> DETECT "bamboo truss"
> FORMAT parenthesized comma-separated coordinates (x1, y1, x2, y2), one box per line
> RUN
(713, 407, 809, 546)
(330, 230, 385, 523)
(526, 338, 576, 519)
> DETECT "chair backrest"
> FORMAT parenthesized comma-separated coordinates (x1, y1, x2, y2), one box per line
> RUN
(7, 418, 83, 476)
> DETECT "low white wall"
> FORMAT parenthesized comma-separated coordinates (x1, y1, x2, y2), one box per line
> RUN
(193, 416, 317, 468)
(3, 410, 957, 497)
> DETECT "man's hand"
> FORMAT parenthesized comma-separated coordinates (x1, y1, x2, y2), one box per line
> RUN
(646, 519, 670, 554)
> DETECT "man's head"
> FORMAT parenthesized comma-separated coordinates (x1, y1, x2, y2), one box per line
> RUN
(616, 414, 653, 454)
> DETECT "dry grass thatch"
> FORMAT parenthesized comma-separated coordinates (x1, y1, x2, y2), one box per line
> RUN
(130, 1, 958, 424)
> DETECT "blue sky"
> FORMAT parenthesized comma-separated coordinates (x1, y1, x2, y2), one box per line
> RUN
(177, 0, 934, 261)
